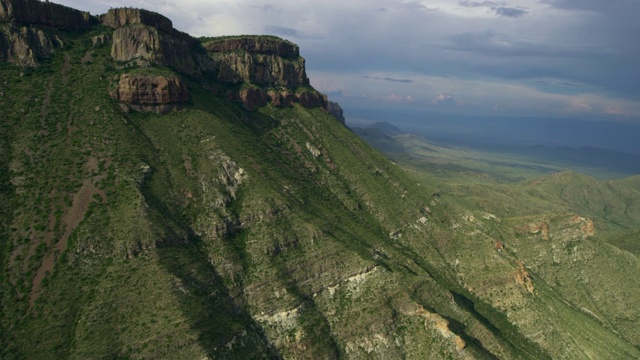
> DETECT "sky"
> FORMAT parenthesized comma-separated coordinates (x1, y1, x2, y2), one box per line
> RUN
(51, 0, 640, 125)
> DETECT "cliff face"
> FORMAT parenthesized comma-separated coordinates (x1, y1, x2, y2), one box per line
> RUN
(205, 37, 309, 89)
(0, 0, 93, 67)
(204, 37, 300, 59)
(0, 2, 330, 111)
(328, 101, 346, 124)
(104, 9, 324, 111)
(211, 50, 308, 89)
(0, 24, 61, 67)
(204, 37, 327, 110)
(0, 0, 94, 30)
(110, 74, 189, 114)
(106, 8, 210, 78)
(102, 7, 173, 33)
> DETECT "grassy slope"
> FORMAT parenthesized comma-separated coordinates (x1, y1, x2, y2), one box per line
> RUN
(1, 22, 639, 360)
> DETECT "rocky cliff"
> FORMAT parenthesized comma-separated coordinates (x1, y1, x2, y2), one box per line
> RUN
(105, 8, 210, 78)
(104, 9, 326, 111)
(0, 23, 61, 67)
(0, 2, 330, 111)
(0, 0, 93, 66)
(205, 37, 309, 89)
(204, 37, 300, 59)
(0, 0, 94, 30)
(328, 101, 346, 124)
(110, 74, 189, 113)
(204, 37, 327, 110)
(101, 7, 173, 34)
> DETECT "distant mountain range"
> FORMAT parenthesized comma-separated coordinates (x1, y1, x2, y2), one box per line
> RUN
(347, 108, 640, 156)
(351, 121, 640, 179)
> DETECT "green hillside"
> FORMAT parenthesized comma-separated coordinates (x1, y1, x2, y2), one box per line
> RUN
(1, 1, 640, 359)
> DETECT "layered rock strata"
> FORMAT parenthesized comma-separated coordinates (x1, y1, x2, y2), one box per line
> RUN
(110, 74, 189, 114)
(105, 8, 210, 77)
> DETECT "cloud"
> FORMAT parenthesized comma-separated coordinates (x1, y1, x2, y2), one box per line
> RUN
(459, 1, 527, 17)
(394, 1, 429, 11)
(459, 1, 499, 8)
(540, 0, 637, 13)
(251, 3, 279, 12)
(493, 7, 527, 18)
(382, 94, 415, 103)
(432, 92, 459, 107)
(363, 76, 413, 83)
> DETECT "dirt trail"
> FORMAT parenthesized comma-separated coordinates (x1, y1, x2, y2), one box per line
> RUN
(29, 174, 106, 306)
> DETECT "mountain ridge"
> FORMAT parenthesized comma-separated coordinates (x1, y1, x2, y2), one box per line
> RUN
(1, 1, 639, 359)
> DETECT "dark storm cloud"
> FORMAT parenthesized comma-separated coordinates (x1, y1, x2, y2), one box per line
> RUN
(363, 76, 413, 84)
(541, 0, 638, 13)
(459, 1, 500, 7)
(493, 7, 527, 18)
(459, 1, 528, 18)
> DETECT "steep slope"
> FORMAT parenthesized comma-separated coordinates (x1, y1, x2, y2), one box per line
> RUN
(1, 2, 640, 359)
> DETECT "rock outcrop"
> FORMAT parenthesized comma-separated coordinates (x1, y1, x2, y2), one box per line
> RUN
(0, 3, 330, 110)
(0, 0, 94, 31)
(232, 87, 269, 111)
(106, 8, 211, 77)
(204, 37, 300, 59)
(327, 101, 345, 124)
(204, 36, 328, 110)
(0, 0, 92, 67)
(101, 7, 173, 33)
(102, 8, 326, 111)
(209, 48, 308, 89)
(513, 260, 535, 294)
(110, 74, 189, 114)
(0, 24, 61, 66)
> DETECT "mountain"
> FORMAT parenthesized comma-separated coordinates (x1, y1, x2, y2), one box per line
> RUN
(1, 1, 640, 359)
(367, 121, 403, 136)
(350, 127, 406, 154)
